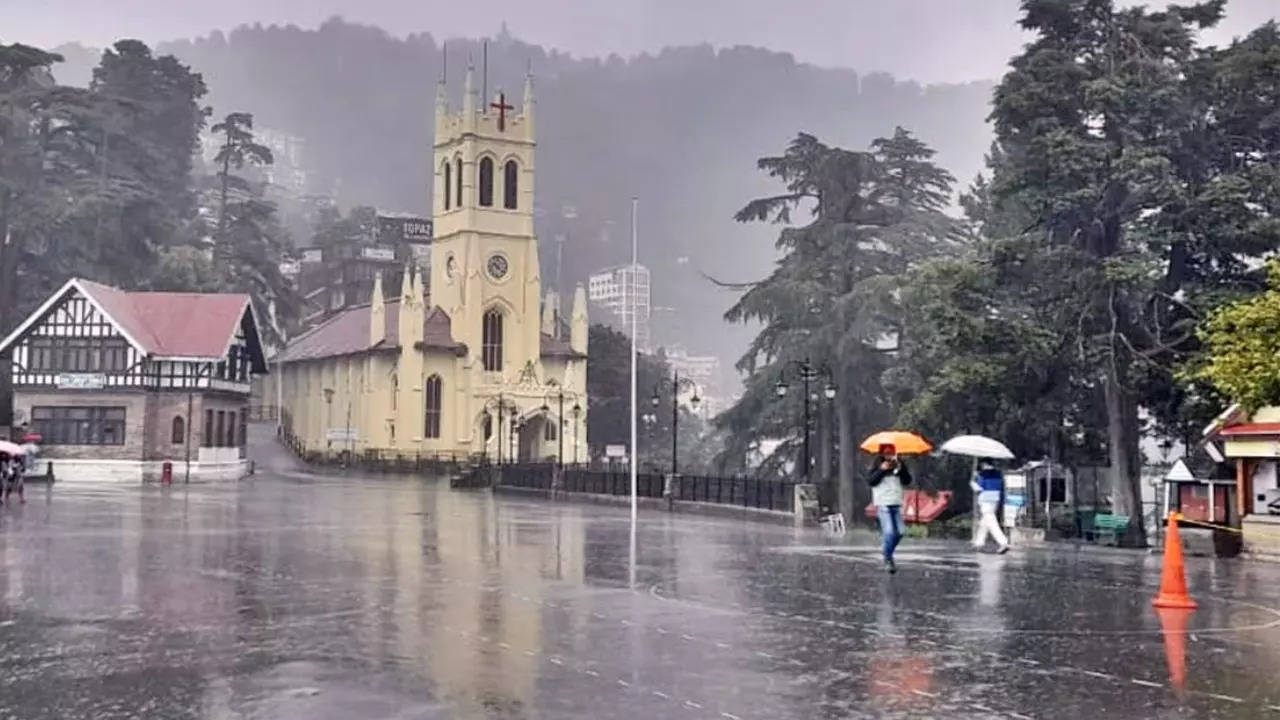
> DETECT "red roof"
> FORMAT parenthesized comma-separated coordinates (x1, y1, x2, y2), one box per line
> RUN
(79, 280, 253, 359)
(1219, 422, 1280, 437)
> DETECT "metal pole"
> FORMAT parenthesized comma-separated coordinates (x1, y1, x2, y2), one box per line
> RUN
(558, 392, 565, 469)
(497, 395, 504, 465)
(345, 402, 352, 460)
(802, 360, 810, 480)
(629, 197, 638, 524)
(671, 371, 679, 477)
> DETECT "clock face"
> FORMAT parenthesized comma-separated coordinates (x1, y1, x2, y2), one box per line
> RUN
(487, 254, 509, 280)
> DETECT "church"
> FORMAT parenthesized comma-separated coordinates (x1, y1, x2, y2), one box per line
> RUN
(272, 65, 589, 463)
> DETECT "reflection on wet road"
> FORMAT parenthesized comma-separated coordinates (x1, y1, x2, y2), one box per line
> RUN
(1, 470, 1279, 719)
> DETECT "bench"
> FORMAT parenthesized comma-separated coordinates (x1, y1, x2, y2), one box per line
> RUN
(1088, 513, 1130, 545)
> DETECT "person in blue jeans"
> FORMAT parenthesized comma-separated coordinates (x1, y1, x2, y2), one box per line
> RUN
(868, 443, 912, 573)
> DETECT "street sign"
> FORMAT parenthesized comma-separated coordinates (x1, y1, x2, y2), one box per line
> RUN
(360, 246, 396, 262)
(1165, 459, 1196, 482)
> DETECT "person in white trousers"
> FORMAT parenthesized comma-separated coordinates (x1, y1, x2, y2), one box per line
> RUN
(971, 458, 1009, 553)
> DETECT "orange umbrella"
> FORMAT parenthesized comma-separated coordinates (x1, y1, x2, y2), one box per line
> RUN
(860, 430, 933, 455)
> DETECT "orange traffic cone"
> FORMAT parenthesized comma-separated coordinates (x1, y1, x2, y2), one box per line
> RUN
(1155, 607, 1192, 697)
(1153, 513, 1197, 610)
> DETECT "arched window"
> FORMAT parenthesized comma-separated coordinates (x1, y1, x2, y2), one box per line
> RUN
(544, 416, 557, 441)
(482, 412, 493, 441)
(455, 157, 463, 208)
(171, 416, 185, 445)
(424, 374, 443, 439)
(503, 160, 518, 209)
(482, 309, 503, 371)
(443, 161, 452, 210)
(478, 157, 494, 207)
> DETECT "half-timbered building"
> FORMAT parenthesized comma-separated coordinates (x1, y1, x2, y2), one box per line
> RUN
(0, 278, 268, 482)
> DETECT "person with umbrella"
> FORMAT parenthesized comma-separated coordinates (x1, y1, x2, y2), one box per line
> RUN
(971, 458, 1009, 553)
(868, 443, 913, 574)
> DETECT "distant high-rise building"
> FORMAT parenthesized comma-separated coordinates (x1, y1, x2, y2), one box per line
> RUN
(588, 264, 651, 352)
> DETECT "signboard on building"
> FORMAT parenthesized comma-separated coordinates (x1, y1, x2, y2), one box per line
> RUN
(360, 246, 396, 262)
(605, 444, 627, 459)
(378, 215, 433, 244)
(301, 248, 323, 264)
(326, 428, 358, 442)
(56, 373, 106, 390)
(408, 242, 431, 267)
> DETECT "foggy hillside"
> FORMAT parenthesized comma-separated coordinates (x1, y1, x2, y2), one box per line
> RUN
(52, 18, 996, 377)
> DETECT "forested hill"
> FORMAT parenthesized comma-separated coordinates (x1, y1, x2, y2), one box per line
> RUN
(51, 18, 995, 368)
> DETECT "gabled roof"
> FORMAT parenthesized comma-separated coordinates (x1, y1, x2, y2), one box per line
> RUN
(278, 299, 465, 364)
(0, 278, 264, 368)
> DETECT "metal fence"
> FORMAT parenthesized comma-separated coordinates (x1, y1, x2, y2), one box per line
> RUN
(495, 464, 796, 513)
(281, 430, 472, 476)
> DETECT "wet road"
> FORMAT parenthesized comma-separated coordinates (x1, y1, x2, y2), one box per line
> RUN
(1, 457, 1279, 717)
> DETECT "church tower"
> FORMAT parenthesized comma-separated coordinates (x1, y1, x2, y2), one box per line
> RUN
(431, 64, 540, 383)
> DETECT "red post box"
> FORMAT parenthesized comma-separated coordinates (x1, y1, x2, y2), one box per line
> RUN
(161, 461, 173, 485)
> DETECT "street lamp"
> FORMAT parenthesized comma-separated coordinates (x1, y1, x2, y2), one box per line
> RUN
(650, 371, 700, 476)
(774, 358, 836, 480)
(540, 388, 579, 469)
(483, 395, 516, 464)
(571, 402, 583, 465)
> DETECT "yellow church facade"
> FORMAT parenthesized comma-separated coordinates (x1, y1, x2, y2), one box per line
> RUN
(271, 66, 589, 462)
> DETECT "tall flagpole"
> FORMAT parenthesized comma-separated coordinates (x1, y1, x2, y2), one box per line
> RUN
(629, 197, 639, 526)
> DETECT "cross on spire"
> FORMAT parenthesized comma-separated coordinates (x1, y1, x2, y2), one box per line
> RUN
(490, 91, 514, 132)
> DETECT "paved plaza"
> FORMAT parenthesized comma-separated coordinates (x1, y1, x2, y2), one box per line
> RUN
(1, 444, 1279, 718)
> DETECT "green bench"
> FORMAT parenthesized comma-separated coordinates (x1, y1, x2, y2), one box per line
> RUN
(1085, 513, 1131, 545)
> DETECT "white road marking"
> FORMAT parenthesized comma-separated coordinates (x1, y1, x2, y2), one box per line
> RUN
(1081, 670, 1114, 680)
(716, 642, 731, 649)
(755, 651, 775, 659)
(1204, 693, 1243, 703)
(584, 669, 600, 677)
(721, 713, 743, 720)
(681, 634, 695, 641)
(652, 691, 671, 700)
(684, 700, 704, 709)
(911, 689, 940, 698)
(549, 657, 564, 666)
(523, 650, 536, 657)
(617, 679, 631, 688)
(656, 627, 670, 634)
(1130, 679, 1162, 688)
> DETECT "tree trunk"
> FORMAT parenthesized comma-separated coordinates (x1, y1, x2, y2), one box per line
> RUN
(1103, 351, 1147, 547)
(0, 194, 17, 427)
(835, 391, 866, 524)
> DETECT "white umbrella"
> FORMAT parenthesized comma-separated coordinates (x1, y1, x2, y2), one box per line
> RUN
(0, 440, 25, 456)
(939, 435, 1015, 460)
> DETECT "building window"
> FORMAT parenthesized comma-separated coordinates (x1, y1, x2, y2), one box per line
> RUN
(171, 416, 185, 444)
(391, 374, 398, 412)
(482, 412, 493, 441)
(443, 161, 452, 210)
(424, 374, 443, 439)
(503, 160, 518, 209)
(544, 417, 557, 441)
(455, 157, 463, 208)
(478, 157, 494, 207)
(240, 407, 248, 447)
(31, 406, 126, 445)
(205, 409, 214, 446)
(482, 309, 503, 372)
(27, 338, 128, 372)
(228, 411, 237, 447)
(216, 411, 226, 447)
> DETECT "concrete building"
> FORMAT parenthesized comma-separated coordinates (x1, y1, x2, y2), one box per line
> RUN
(268, 67, 589, 462)
(588, 263, 651, 352)
(0, 279, 267, 482)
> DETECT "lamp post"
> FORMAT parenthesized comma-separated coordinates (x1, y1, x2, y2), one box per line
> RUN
(571, 402, 583, 465)
(540, 388, 579, 469)
(484, 395, 514, 464)
(641, 412, 657, 472)
(774, 358, 836, 480)
(650, 371, 700, 476)
(322, 388, 334, 457)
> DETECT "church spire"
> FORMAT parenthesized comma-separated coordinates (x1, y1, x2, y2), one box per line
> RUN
(462, 59, 477, 121)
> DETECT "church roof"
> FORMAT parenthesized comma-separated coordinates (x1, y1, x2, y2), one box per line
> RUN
(279, 299, 586, 363)
(278, 299, 465, 363)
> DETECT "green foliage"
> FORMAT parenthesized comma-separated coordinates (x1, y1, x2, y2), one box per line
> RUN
(1189, 261, 1280, 411)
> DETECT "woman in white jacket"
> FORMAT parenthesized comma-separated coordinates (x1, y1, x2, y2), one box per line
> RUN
(971, 459, 1009, 553)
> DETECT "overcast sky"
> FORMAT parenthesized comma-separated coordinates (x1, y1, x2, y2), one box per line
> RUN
(7, 0, 1278, 83)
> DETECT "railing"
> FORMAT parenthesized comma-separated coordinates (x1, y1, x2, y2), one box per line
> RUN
(279, 429, 474, 475)
(247, 405, 279, 422)
(494, 463, 795, 513)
